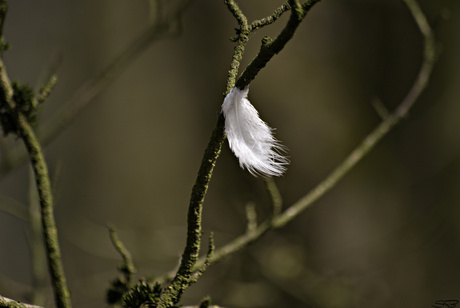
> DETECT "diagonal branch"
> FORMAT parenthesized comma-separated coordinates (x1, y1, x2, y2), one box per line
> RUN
(156, 1, 324, 305)
(249, 2, 291, 33)
(224, 0, 249, 93)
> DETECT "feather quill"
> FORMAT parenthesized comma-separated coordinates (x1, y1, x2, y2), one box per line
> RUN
(222, 87, 289, 177)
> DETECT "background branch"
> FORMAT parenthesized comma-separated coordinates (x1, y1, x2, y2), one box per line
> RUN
(7, 109, 71, 308)
(249, 2, 291, 32)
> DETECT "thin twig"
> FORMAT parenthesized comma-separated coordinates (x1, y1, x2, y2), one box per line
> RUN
(108, 224, 136, 278)
(15, 116, 71, 308)
(157, 2, 252, 305)
(106, 224, 136, 305)
(249, 2, 291, 33)
(235, 0, 321, 89)
(396, 0, 436, 117)
(190, 233, 215, 283)
(224, 0, 248, 30)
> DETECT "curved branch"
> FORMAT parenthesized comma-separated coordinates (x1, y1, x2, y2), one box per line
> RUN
(108, 225, 136, 278)
(249, 2, 291, 33)
(0, 53, 71, 308)
(224, 0, 249, 93)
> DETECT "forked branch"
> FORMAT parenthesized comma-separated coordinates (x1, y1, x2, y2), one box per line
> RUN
(157, 0, 437, 284)
(156, 1, 321, 306)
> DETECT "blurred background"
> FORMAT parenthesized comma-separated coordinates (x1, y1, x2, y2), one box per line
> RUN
(0, 0, 459, 307)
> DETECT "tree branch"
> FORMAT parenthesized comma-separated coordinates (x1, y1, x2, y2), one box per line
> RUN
(0, 295, 43, 308)
(147, 3, 321, 302)
(106, 225, 137, 305)
(12, 113, 71, 308)
(156, 1, 322, 305)
(156, 0, 437, 284)
(0, 17, 72, 307)
(108, 225, 136, 278)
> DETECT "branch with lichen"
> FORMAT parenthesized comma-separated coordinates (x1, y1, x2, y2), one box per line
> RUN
(0, 72, 71, 308)
(155, 0, 437, 285)
(152, 1, 321, 306)
(0, 2, 71, 307)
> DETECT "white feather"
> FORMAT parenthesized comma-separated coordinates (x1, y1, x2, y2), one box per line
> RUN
(222, 86, 289, 177)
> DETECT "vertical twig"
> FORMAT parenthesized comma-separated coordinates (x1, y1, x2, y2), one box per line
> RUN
(272, 0, 437, 228)
(265, 177, 282, 217)
(224, 0, 249, 93)
(157, 2, 250, 306)
(27, 169, 47, 306)
(157, 115, 226, 307)
(15, 115, 71, 308)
